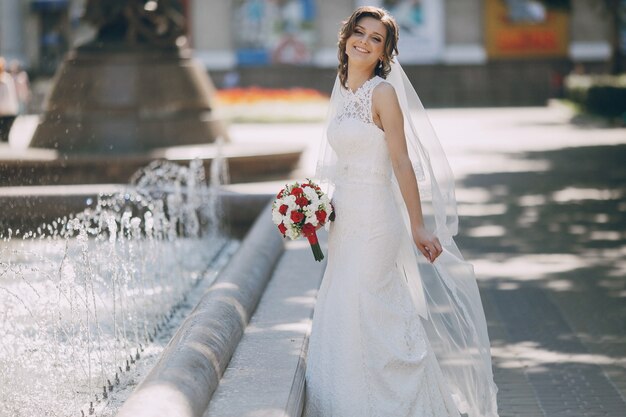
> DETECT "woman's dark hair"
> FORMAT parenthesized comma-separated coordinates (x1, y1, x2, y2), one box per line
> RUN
(337, 6, 399, 88)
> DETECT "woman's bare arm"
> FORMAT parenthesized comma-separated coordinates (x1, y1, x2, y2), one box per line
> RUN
(373, 82, 442, 262)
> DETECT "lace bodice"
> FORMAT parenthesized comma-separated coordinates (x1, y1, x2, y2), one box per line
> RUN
(327, 76, 393, 186)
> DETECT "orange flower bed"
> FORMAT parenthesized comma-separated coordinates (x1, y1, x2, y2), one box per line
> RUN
(216, 87, 327, 104)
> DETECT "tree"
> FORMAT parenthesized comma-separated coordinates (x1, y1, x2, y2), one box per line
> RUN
(603, 0, 624, 74)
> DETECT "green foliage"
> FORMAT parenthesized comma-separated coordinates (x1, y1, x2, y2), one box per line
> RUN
(565, 74, 626, 119)
(587, 86, 626, 118)
(535, 0, 572, 10)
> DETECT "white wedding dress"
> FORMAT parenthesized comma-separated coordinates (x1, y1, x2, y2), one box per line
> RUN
(303, 76, 461, 417)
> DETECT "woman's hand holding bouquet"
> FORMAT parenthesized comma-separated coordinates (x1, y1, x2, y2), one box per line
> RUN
(271, 179, 335, 261)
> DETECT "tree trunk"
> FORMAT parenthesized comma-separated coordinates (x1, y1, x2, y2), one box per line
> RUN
(607, 0, 623, 74)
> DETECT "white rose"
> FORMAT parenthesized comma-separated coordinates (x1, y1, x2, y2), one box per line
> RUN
(286, 225, 299, 240)
(305, 213, 319, 226)
(272, 210, 283, 225)
(304, 187, 318, 200)
(284, 195, 297, 210)
(306, 202, 319, 214)
(308, 194, 320, 208)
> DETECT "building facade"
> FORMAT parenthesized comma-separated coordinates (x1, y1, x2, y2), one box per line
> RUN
(0, 0, 617, 105)
(190, 0, 612, 67)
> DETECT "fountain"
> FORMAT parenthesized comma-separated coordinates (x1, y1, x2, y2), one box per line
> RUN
(29, 0, 226, 153)
(0, 157, 237, 417)
(0, 2, 295, 414)
(0, 0, 304, 187)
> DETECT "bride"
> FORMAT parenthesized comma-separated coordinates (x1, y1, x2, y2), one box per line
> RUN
(304, 6, 499, 417)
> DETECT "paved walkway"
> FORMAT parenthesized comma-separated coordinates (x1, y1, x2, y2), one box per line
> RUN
(225, 104, 626, 417)
(428, 105, 626, 417)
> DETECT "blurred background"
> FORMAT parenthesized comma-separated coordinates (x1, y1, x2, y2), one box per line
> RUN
(0, 0, 623, 109)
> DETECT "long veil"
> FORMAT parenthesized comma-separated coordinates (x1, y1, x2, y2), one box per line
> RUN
(314, 59, 499, 417)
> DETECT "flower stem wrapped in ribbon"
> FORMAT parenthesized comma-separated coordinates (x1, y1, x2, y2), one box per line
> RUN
(271, 179, 335, 261)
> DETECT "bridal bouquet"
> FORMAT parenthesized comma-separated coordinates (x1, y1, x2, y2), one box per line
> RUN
(271, 179, 335, 261)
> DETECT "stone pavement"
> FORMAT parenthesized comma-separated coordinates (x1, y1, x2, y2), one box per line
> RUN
(435, 106, 626, 417)
(223, 104, 626, 417)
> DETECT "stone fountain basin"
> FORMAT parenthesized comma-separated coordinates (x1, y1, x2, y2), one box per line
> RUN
(0, 141, 303, 186)
(0, 182, 289, 417)
(115, 202, 286, 417)
(0, 184, 272, 238)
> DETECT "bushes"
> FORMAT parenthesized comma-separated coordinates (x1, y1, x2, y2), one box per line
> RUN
(565, 74, 626, 120)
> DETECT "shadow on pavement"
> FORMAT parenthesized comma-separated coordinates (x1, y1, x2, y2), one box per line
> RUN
(455, 143, 626, 416)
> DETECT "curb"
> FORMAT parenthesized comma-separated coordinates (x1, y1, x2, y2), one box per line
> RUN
(285, 335, 310, 417)
(0, 185, 272, 236)
(116, 202, 284, 417)
(204, 236, 327, 417)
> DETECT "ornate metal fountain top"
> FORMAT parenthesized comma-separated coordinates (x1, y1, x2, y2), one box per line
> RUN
(83, 0, 186, 47)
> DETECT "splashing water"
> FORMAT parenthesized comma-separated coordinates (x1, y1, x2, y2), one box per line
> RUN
(0, 158, 232, 417)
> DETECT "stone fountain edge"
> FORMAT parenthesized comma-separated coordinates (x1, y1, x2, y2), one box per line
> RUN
(0, 185, 273, 237)
(115, 201, 284, 417)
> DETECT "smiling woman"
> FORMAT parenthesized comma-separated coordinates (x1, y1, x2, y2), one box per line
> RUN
(336, 8, 398, 91)
(304, 5, 500, 417)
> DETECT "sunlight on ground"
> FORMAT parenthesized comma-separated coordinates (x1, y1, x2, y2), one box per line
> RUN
(466, 225, 507, 238)
(491, 341, 626, 369)
(285, 295, 316, 308)
(607, 260, 626, 287)
(551, 187, 624, 202)
(271, 319, 311, 333)
(517, 194, 547, 206)
(454, 188, 493, 204)
(590, 231, 622, 241)
(473, 254, 587, 283)
(449, 155, 550, 179)
(457, 203, 507, 216)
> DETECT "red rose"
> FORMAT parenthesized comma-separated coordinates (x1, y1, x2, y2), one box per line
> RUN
(279, 204, 288, 215)
(290, 211, 304, 223)
(290, 187, 303, 196)
(295, 196, 309, 207)
(278, 223, 287, 235)
(301, 183, 310, 188)
(315, 210, 327, 223)
(277, 188, 285, 199)
(302, 223, 316, 236)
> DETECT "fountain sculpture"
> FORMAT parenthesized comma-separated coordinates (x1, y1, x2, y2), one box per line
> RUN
(29, 0, 226, 153)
